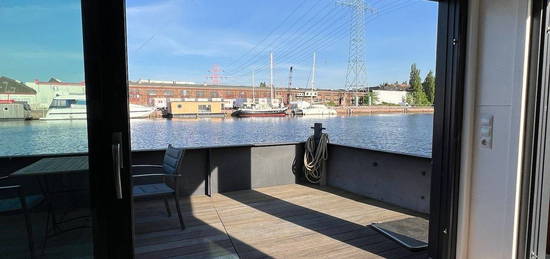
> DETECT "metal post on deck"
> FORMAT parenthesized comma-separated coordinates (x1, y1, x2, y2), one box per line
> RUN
(311, 123, 327, 186)
(312, 123, 324, 146)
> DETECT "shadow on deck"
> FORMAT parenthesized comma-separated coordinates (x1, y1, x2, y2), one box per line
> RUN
(134, 184, 428, 259)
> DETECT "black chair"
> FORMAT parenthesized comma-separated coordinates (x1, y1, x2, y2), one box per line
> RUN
(0, 175, 42, 259)
(132, 145, 185, 230)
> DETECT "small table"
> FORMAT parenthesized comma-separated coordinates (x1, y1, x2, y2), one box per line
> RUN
(11, 156, 89, 177)
(11, 156, 89, 254)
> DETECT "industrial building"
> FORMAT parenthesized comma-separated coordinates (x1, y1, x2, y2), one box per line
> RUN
(1, 77, 367, 110)
(127, 80, 363, 107)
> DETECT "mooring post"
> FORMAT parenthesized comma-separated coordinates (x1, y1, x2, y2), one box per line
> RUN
(311, 123, 327, 186)
(312, 123, 324, 147)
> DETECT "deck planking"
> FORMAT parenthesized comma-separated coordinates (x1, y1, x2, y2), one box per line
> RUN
(134, 184, 428, 259)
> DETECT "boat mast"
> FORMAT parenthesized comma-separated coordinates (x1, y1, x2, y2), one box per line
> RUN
(252, 70, 255, 103)
(287, 66, 293, 105)
(270, 52, 274, 105)
(311, 52, 316, 103)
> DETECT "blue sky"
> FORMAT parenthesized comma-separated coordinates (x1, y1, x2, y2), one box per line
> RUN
(0, 0, 437, 89)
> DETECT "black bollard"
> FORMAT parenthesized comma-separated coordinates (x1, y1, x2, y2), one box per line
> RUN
(311, 123, 325, 149)
(311, 123, 327, 186)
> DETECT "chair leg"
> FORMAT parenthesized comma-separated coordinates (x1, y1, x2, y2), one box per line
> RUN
(41, 203, 51, 256)
(163, 198, 171, 217)
(173, 193, 185, 230)
(19, 195, 35, 259)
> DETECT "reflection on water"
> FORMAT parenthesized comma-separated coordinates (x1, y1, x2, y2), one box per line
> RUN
(0, 114, 433, 157)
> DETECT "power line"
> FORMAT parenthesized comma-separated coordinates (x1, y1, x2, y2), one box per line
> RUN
(223, 0, 309, 70)
(224, 0, 334, 75)
(226, 6, 347, 77)
(233, 16, 350, 77)
(232, 0, 416, 77)
(226, 0, 422, 86)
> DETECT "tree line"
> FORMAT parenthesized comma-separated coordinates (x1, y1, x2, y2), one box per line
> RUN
(406, 63, 435, 106)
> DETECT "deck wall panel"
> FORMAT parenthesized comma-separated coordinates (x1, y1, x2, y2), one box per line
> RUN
(326, 144, 431, 214)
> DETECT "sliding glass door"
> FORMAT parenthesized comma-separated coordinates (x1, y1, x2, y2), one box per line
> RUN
(0, 0, 134, 258)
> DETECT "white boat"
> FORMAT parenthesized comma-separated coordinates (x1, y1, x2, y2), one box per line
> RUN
(291, 102, 336, 116)
(42, 95, 155, 120)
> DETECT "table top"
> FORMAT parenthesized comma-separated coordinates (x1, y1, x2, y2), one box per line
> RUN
(11, 156, 89, 177)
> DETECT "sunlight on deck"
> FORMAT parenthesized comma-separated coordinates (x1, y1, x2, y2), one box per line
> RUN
(134, 184, 427, 258)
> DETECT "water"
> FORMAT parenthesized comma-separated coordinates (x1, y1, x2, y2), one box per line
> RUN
(0, 114, 433, 157)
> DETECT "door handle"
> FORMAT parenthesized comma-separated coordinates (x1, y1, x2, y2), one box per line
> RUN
(112, 133, 123, 199)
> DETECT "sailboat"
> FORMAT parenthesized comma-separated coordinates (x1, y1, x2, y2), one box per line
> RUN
(232, 52, 287, 117)
(291, 52, 337, 116)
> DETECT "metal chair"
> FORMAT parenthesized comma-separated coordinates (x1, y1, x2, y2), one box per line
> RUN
(0, 175, 41, 259)
(132, 145, 185, 230)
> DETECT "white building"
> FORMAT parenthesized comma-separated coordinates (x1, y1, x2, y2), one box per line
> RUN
(372, 90, 408, 105)
(23, 80, 86, 109)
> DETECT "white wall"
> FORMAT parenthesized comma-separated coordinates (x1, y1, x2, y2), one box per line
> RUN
(372, 90, 407, 105)
(458, 0, 531, 258)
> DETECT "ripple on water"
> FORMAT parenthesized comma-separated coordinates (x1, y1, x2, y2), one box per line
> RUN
(0, 114, 433, 157)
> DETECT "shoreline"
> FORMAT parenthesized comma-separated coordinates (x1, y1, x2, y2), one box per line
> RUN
(333, 106, 434, 115)
(28, 106, 434, 120)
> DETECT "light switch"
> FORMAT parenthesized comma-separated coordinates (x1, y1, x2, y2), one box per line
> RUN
(480, 114, 493, 149)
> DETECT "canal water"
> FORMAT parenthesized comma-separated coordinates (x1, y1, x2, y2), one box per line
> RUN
(0, 113, 433, 157)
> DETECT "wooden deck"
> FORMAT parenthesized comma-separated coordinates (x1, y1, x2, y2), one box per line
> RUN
(134, 184, 428, 259)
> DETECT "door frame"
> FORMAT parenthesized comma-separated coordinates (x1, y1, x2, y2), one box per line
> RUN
(81, 0, 135, 257)
(518, 0, 550, 258)
(78, 0, 472, 257)
(429, 0, 468, 258)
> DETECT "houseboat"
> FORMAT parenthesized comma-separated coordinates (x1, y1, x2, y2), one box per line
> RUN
(0, 100, 32, 120)
(163, 100, 225, 118)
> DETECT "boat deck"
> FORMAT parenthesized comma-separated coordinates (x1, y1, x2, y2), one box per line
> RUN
(134, 184, 428, 258)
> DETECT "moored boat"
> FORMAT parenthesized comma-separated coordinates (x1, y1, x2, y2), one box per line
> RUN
(292, 104, 336, 116)
(0, 100, 33, 120)
(232, 52, 287, 118)
(232, 106, 287, 117)
(42, 95, 155, 120)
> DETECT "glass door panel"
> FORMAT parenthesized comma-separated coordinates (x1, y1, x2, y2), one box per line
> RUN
(0, 1, 93, 258)
(0, 1, 135, 258)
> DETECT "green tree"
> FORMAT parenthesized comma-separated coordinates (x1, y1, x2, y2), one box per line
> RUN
(362, 91, 379, 105)
(326, 101, 337, 107)
(422, 70, 435, 104)
(259, 82, 267, 88)
(408, 63, 429, 105)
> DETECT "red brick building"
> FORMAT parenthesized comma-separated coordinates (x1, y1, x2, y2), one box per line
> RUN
(127, 81, 364, 107)
(22, 79, 366, 108)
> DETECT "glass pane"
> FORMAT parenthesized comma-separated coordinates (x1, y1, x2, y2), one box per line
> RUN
(126, 0, 436, 258)
(0, 0, 94, 257)
(124, 0, 437, 157)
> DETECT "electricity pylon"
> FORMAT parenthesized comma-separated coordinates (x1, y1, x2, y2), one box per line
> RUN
(338, 0, 373, 105)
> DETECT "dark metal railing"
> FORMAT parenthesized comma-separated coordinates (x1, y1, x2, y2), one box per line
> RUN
(1, 139, 431, 214)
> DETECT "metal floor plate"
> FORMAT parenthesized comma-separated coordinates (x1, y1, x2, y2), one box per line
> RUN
(371, 217, 428, 251)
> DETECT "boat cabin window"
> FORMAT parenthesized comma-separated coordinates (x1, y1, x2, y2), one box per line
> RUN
(198, 104, 211, 113)
(49, 99, 77, 108)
